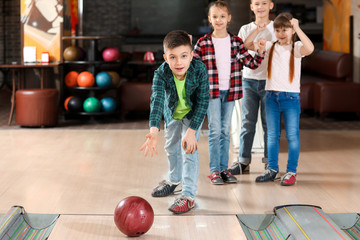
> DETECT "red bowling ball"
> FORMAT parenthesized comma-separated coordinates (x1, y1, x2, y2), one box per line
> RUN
(114, 196, 154, 237)
(102, 47, 120, 62)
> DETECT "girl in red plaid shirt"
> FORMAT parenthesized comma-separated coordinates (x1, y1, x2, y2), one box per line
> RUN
(193, 0, 264, 185)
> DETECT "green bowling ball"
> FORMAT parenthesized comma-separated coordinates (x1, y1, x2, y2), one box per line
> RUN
(83, 97, 101, 112)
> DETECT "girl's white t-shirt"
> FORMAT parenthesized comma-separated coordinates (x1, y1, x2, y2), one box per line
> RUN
(212, 35, 231, 90)
(265, 41, 304, 93)
(238, 21, 277, 80)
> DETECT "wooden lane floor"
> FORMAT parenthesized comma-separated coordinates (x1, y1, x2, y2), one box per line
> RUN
(50, 215, 246, 239)
(0, 129, 359, 239)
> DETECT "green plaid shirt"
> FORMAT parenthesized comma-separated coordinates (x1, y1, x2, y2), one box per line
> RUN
(149, 59, 210, 130)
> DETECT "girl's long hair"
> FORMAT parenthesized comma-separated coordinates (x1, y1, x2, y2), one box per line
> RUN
(267, 12, 296, 83)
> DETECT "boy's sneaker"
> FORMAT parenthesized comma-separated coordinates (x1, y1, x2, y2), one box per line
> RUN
(152, 180, 179, 197)
(208, 172, 224, 185)
(255, 169, 280, 182)
(220, 170, 237, 183)
(228, 162, 250, 175)
(168, 196, 195, 214)
(281, 172, 297, 186)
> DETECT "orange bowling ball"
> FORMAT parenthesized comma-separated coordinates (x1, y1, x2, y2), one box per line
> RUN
(65, 71, 79, 87)
(107, 71, 121, 87)
(77, 71, 95, 87)
(64, 96, 74, 111)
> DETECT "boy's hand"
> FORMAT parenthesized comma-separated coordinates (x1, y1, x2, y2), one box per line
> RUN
(182, 128, 197, 154)
(290, 18, 300, 31)
(139, 127, 159, 157)
(256, 23, 266, 33)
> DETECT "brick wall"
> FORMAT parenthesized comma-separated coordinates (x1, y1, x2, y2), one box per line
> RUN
(83, 0, 131, 50)
(0, 0, 21, 64)
(0, 0, 21, 88)
(1, 0, 251, 63)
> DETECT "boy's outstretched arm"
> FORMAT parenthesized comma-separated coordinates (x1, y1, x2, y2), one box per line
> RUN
(243, 23, 266, 51)
(291, 18, 314, 56)
(139, 126, 159, 157)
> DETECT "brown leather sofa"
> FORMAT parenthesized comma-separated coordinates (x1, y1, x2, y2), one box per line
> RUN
(300, 49, 352, 112)
(119, 82, 152, 119)
(314, 82, 360, 119)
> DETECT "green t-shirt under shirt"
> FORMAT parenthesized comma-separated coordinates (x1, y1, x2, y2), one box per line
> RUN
(173, 74, 191, 120)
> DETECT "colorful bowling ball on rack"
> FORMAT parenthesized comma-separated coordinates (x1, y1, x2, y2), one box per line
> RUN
(64, 96, 73, 111)
(77, 71, 95, 87)
(64, 71, 79, 87)
(114, 196, 154, 237)
(100, 97, 116, 112)
(107, 71, 121, 87)
(83, 97, 101, 112)
(76, 46, 86, 61)
(102, 47, 120, 62)
(95, 72, 112, 88)
(63, 46, 81, 61)
(67, 96, 83, 112)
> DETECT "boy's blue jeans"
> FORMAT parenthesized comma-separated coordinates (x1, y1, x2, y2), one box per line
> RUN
(207, 90, 235, 173)
(238, 78, 268, 164)
(266, 91, 301, 173)
(164, 117, 201, 199)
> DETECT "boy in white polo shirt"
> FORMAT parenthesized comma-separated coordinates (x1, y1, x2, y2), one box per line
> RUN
(229, 0, 276, 175)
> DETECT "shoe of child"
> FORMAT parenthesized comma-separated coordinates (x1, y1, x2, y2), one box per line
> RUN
(152, 180, 179, 197)
(220, 170, 237, 183)
(228, 162, 250, 175)
(281, 172, 297, 186)
(168, 196, 195, 214)
(255, 169, 280, 182)
(208, 172, 224, 185)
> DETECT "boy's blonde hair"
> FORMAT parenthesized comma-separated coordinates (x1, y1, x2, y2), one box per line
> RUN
(267, 12, 297, 83)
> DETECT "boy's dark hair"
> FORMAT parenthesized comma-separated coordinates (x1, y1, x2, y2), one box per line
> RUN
(163, 30, 192, 51)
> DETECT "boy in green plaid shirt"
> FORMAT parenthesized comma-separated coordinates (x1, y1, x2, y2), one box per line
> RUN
(140, 30, 210, 214)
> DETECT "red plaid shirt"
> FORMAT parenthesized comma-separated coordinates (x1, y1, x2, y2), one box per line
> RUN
(193, 32, 264, 101)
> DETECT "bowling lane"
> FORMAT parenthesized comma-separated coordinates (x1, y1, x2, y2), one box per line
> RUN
(50, 214, 246, 240)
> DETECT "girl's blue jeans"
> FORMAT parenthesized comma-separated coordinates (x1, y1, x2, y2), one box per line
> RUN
(164, 117, 201, 198)
(265, 91, 301, 173)
(207, 90, 235, 173)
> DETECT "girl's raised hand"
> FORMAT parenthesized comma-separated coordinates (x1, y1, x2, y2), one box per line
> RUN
(290, 18, 300, 31)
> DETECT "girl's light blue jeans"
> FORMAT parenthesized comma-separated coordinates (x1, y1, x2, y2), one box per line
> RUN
(164, 117, 201, 198)
(207, 90, 235, 173)
(265, 91, 301, 173)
